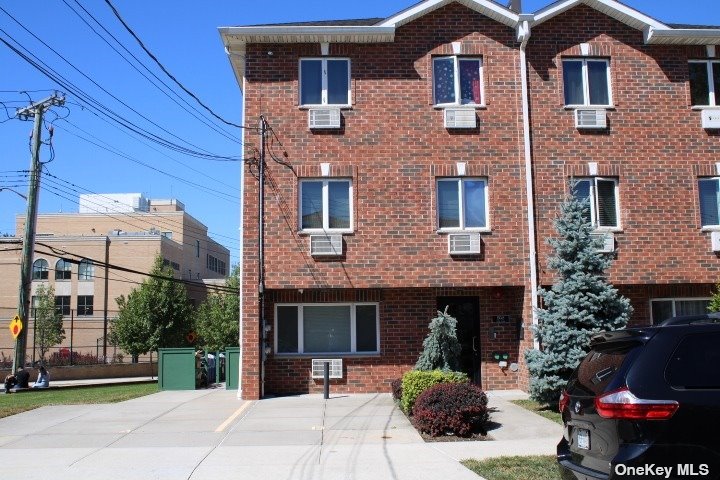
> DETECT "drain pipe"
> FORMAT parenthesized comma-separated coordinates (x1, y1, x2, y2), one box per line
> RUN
(517, 17, 539, 349)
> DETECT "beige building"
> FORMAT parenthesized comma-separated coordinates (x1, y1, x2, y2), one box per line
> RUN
(0, 194, 230, 365)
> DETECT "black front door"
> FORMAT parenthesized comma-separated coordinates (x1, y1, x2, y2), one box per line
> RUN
(436, 296, 480, 384)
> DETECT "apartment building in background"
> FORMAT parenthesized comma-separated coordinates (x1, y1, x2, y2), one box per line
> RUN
(0, 193, 230, 364)
(220, 0, 720, 399)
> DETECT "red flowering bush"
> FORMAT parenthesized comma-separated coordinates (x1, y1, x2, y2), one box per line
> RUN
(412, 382, 489, 437)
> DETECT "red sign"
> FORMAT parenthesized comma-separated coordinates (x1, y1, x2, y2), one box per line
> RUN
(9, 315, 22, 340)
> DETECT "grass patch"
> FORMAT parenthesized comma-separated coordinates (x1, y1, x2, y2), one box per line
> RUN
(511, 399, 563, 425)
(462, 455, 560, 480)
(0, 382, 158, 418)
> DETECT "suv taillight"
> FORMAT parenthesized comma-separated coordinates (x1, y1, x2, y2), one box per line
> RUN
(559, 390, 570, 413)
(595, 387, 679, 420)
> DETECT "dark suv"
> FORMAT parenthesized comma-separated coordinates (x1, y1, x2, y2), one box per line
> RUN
(557, 314, 720, 480)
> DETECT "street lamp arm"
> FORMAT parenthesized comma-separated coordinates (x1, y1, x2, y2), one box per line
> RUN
(0, 187, 28, 200)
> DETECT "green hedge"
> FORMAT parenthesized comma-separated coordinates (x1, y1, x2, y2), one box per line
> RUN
(400, 369, 468, 414)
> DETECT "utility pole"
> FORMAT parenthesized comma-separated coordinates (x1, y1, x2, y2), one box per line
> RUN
(12, 92, 65, 373)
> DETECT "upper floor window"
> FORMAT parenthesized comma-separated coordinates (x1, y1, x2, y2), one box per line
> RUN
(196, 240, 200, 258)
(55, 295, 70, 316)
(689, 60, 720, 106)
(55, 259, 72, 281)
(433, 56, 483, 106)
(299, 179, 352, 232)
(563, 59, 612, 107)
(32, 259, 49, 280)
(437, 178, 488, 231)
(78, 259, 94, 281)
(299, 58, 350, 107)
(698, 177, 720, 227)
(571, 178, 620, 229)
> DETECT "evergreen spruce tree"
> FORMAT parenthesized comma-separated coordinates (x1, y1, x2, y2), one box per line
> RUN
(415, 307, 462, 371)
(525, 189, 633, 405)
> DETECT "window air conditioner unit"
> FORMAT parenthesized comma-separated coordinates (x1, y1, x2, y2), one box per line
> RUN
(575, 109, 607, 129)
(448, 233, 481, 255)
(591, 232, 615, 253)
(702, 109, 720, 129)
(308, 108, 341, 129)
(310, 234, 343, 256)
(444, 108, 477, 129)
(711, 231, 720, 252)
(311, 358, 343, 379)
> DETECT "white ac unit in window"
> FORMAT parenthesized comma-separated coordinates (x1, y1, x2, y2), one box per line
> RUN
(448, 233, 481, 255)
(711, 231, 720, 252)
(308, 108, 341, 129)
(444, 108, 477, 129)
(575, 109, 607, 129)
(311, 358, 343, 379)
(310, 234, 343, 256)
(591, 232, 615, 253)
(702, 109, 720, 129)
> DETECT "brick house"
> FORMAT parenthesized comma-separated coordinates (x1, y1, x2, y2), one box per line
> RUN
(220, 0, 720, 400)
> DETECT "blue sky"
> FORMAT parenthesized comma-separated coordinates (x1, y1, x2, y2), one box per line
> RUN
(1, 0, 719, 269)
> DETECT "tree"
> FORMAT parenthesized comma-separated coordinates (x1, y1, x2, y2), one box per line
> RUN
(415, 306, 462, 371)
(33, 284, 65, 362)
(525, 189, 633, 405)
(195, 265, 240, 352)
(708, 282, 720, 313)
(111, 256, 193, 359)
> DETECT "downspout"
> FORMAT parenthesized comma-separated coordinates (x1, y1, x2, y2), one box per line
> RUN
(518, 17, 540, 349)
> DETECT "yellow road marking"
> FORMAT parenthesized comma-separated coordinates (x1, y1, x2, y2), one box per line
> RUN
(215, 401, 252, 432)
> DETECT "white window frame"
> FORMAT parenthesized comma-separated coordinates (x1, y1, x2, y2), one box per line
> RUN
(562, 58, 613, 108)
(274, 303, 380, 355)
(299, 58, 351, 107)
(689, 60, 719, 107)
(432, 56, 485, 107)
(298, 178, 353, 233)
(436, 177, 490, 232)
(699, 176, 720, 229)
(573, 177, 621, 231)
(649, 297, 711, 325)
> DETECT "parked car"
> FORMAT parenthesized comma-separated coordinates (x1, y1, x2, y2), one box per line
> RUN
(557, 314, 720, 480)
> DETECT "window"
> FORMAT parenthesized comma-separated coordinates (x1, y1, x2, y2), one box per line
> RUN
(562, 59, 611, 107)
(699, 178, 720, 227)
(299, 179, 352, 232)
(436, 178, 488, 231)
(275, 303, 379, 354)
(78, 259, 94, 281)
(31, 296, 40, 317)
(32, 259, 49, 280)
(666, 332, 720, 389)
(206, 254, 226, 275)
(196, 240, 200, 258)
(55, 259, 72, 280)
(77, 295, 94, 316)
(433, 56, 483, 106)
(571, 178, 620, 229)
(689, 60, 720, 106)
(299, 58, 350, 106)
(650, 298, 710, 325)
(55, 295, 70, 316)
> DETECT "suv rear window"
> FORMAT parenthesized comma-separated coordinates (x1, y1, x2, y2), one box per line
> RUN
(666, 332, 720, 389)
(572, 342, 640, 396)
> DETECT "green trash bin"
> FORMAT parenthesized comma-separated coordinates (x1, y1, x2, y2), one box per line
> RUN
(225, 347, 240, 390)
(158, 348, 195, 390)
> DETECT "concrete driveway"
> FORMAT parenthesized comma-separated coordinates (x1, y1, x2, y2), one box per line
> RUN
(0, 388, 560, 480)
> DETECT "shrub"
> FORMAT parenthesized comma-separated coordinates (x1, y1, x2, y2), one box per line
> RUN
(400, 369, 468, 414)
(391, 378, 403, 400)
(413, 382, 489, 437)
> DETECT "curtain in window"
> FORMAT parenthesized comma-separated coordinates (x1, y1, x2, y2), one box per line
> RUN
(676, 300, 710, 316)
(276, 306, 299, 353)
(301, 181, 323, 229)
(571, 180, 592, 225)
(355, 305, 377, 352)
(327, 60, 349, 105)
(434, 58, 456, 104)
(438, 181, 460, 228)
(300, 60, 322, 105)
(463, 180, 486, 228)
(699, 179, 720, 226)
(459, 60, 481, 105)
(596, 180, 617, 227)
(303, 305, 351, 353)
(328, 182, 350, 229)
(689, 63, 710, 106)
(587, 61, 609, 105)
(563, 60, 584, 105)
